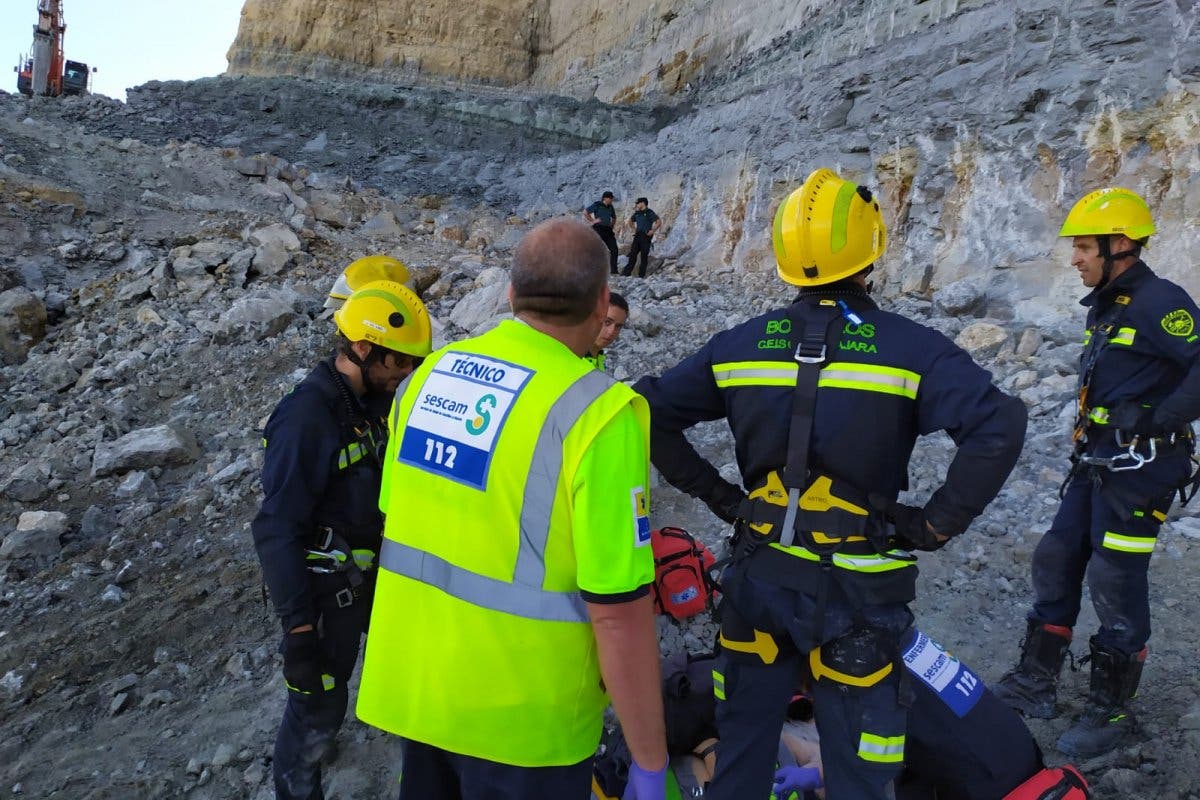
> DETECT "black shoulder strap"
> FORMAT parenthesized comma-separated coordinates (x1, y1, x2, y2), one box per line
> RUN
(777, 299, 844, 547)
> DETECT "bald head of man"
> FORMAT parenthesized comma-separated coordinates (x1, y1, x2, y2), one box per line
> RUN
(510, 218, 609, 325)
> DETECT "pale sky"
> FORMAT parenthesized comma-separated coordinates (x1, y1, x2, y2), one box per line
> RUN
(3, 0, 245, 101)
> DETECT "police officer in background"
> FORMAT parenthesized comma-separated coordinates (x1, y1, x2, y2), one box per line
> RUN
(252, 279, 432, 800)
(583, 190, 621, 275)
(993, 188, 1200, 759)
(357, 218, 667, 800)
(622, 197, 662, 278)
(633, 168, 1026, 799)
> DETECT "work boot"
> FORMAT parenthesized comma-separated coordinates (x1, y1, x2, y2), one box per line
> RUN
(992, 620, 1072, 719)
(1056, 639, 1145, 759)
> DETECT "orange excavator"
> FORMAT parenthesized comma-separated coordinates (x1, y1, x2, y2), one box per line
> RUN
(14, 0, 93, 97)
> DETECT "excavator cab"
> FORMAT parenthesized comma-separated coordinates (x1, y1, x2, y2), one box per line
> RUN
(14, 58, 33, 96)
(61, 59, 89, 95)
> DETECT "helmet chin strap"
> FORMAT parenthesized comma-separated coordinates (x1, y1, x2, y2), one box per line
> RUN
(346, 344, 388, 396)
(1097, 235, 1138, 288)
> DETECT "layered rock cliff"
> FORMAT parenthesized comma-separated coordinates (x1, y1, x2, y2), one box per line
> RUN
(226, 0, 1196, 325)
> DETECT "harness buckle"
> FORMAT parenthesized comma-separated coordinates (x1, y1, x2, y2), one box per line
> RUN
(314, 526, 334, 551)
(795, 343, 826, 364)
(334, 588, 355, 608)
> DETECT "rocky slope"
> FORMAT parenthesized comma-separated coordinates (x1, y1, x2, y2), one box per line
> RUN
(236, 0, 1199, 326)
(0, 0, 1198, 797)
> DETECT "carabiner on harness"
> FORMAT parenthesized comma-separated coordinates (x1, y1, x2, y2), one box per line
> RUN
(1077, 431, 1158, 472)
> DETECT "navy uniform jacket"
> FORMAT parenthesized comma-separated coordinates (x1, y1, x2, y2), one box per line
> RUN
(1079, 261, 1200, 455)
(251, 359, 387, 631)
(631, 208, 660, 235)
(586, 201, 617, 228)
(633, 284, 1027, 537)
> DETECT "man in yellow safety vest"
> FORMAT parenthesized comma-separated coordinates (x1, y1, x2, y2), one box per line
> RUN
(357, 217, 669, 800)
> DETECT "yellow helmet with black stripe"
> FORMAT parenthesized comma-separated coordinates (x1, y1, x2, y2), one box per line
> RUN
(333, 280, 432, 358)
(773, 168, 887, 287)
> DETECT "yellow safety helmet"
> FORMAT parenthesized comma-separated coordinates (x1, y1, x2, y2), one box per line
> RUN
(773, 168, 887, 287)
(333, 280, 432, 358)
(324, 255, 414, 310)
(1058, 187, 1155, 242)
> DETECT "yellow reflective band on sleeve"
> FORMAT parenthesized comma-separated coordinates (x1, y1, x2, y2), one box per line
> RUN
(1082, 330, 1092, 346)
(711, 360, 798, 388)
(1110, 327, 1137, 346)
(1101, 531, 1156, 554)
(712, 670, 726, 700)
(817, 362, 921, 400)
(1088, 406, 1110, 425)
(858, 733, 905, 763)
(768, 542, 915, 573)
(338, 441, 368, 470)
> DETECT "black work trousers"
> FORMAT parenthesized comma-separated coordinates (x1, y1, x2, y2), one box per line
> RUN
(397, 739, 592, 800)
(273, 588, 371, 800)
(623, 232, 653, 277)
(592, 224, 619, 274)
(1030, 451, 1186, 654)
(707, 563, 913, 800)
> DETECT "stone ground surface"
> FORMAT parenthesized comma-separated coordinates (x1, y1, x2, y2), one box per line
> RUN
(1, 62, 1199, 800)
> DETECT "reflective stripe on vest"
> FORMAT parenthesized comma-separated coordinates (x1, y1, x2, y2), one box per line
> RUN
(377, 369, 614, 623)
(712, 360, 797, 388)
(1110, 327, 1136, 347)
(768, 541, 914, 573)
(818, 362, 920, 400)
(858, 732, 905, 763)
(1101, 531, 1156, 554)
(711, 360, 921, 399)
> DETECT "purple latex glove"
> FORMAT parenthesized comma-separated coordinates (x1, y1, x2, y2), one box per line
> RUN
(622, 759, 667, 800)
(773, 765, 823, 795)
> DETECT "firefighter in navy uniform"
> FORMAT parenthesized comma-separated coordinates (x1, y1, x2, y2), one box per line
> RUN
(633, 168, 1027, 800)
(252, 280, 432, 800)
(993, 187, 1200, 759)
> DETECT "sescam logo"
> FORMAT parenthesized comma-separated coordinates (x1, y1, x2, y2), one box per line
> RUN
(466, 394, 496, 435)
(1161, 309, 1195, 337)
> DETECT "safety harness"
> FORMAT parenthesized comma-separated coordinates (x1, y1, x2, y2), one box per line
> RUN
(1064, 286, 1200, 510)
(302, 361, 387, 607)
(720, 294, 917, 692)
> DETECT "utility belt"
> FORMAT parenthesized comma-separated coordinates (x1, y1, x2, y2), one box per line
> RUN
(731, 470, 916, 569)
(724, 470, 919, 628)
(305, 525, 379, 608)
(1063, 428, 1200, 516)
(1072, 426, 1193, 473)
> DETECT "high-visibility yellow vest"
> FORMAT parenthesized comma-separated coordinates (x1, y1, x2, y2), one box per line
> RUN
(357, 319, 650, 767)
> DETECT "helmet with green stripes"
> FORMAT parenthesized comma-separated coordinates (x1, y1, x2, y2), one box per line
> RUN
(333, 280, 432, 358)
(773, 168, 887, 287)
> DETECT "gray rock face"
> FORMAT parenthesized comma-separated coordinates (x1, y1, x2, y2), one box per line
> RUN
(91, 425, 200, 478)
(955, 322, 1009, 360)
(0, 287, 48, 364)
(214, 290, 300, 341)
(448, 283, 509, 334)
(933, 279, 986, 316)
(1, 511, 68, 559)
(1, 462, 53, 503)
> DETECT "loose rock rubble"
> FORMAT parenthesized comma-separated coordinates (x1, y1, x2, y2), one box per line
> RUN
(0, 42, 1198, 800)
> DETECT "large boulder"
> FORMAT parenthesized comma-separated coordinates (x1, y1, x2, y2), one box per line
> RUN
(955, 322, 1009, 360)
(448, 283, 509, 335)
(0, 511, 68, 559)
(0, 287, 47, 364)
(91, 425, 199, 478)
